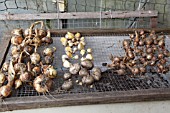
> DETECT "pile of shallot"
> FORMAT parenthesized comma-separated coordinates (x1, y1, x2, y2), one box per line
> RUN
(105, 30, 170, 77)
(60, 32, 102, 90)
(0, 21, 57, 98)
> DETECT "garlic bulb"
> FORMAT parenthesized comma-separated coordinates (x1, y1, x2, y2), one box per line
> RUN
(81, 57, 86, 61)
(68, 41, 74, 47)
(63, 73, 72, 80)
(78, 43, 84, 50)
(66, 51, 72, 58)
(75, 32, 81, 40)
(65, 46, 72, 53)
(80, 41, 86, 46)
(86, 54, 93, 60)
(80, 49, 86, 56)
(73, 47, 78, 53)
(73, 55, 79, 60)
(60, 37, 68, 46)
(63, 60, 71, 68)
(66, 32, 74, 39)
(62, 55, 69, 62)
(87, 48, 92, 53)
(80, 37, 85, 41)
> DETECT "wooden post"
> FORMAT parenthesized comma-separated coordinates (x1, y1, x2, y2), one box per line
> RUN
(150, 17, 158, 28)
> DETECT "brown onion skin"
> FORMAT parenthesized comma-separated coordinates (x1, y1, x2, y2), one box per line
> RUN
(62, 80, 73, 90)
(0, 85, 12, 98)
(33, 75, 52, 93)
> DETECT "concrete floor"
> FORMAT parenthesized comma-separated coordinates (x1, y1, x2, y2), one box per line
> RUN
(4, 100, 170, 113)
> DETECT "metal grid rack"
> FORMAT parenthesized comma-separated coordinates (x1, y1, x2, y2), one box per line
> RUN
(4, 33, 170, 98)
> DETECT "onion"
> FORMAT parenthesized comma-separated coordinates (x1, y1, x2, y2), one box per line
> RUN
(33, 75, 52, 93)
(75, 32, 81, 40)
(30, 52, 41, 64)
(63, 60, 71, 68)
(87, 48, 92, 53)
(78, 42, 84, 50)
(11, 28, 23, 36)
(0, 72, 5, 86)
(158, 53, 164, 59)
(44, 66, 57, 78)
(66, 32, 74, 39)
(0, 85, 12, 97)
(82, 75, 94, 85)
(145, 38, 153, 45)
(11, 35, 23, 46)
(2, 62, 9, 72)
(38, 29, 47, 39)
(60, 37, 68, 46)
(69, 63, 81, 75)
(146, 54, 153, 60)
(81, 60, 94, 70)
(32, 66, 41, 75)
(146, 47, 153, 54)
(139, 40, 144, 46)
(86, 54, 93, 60)
(43, 47, 54, 56)
(158, 39, 165, 47)
(63, 73, 72, 80)
(91, 67, 102, 81)
(62, 79, 73, 90)
(114, 69, 126, 76)
(15, 79, 22, 89)
(80, 49, 86, 56)
(139, 67, 146, 74)
(41, 31, 53, 44)
(44, 56, 53, 64)
(79, 68, 89, 77)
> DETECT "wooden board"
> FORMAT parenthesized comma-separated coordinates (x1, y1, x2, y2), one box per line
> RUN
(0, 10, 158, 20)
(1, 89, 170, 112)
(1, 28, 170, 112)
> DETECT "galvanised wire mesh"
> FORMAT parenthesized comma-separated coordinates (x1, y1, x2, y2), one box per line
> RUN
(0, 0, 170, 97)
(0, 0, 169, 34)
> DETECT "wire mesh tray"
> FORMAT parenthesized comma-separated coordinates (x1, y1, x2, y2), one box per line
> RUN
(1, 28, 170, 111)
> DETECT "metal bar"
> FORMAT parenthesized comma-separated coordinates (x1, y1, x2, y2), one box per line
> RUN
(0, 10, 158, 20)
(50, 28, 170, 36)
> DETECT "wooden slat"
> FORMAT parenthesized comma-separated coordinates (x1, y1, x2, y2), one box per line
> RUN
(1, 88, 170, 112)
(0, 33, 11, 68)
(0, 10, 158, 20)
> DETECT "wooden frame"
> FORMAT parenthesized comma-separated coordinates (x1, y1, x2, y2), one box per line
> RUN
(0, 28, 170, 112)
(0, 10, 158, 28)
(0, 11, 157, 20)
